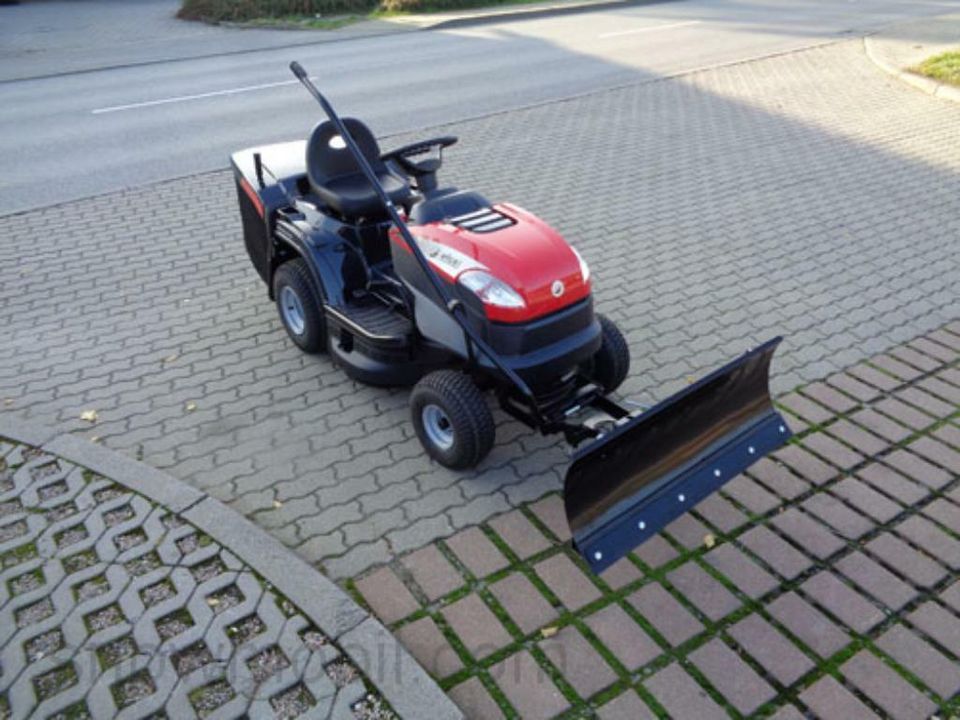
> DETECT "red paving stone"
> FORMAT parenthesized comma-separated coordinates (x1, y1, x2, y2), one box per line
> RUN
(690, 638, 776, 714)
(728, 614, 814, 686)
(802, 432, 865, 470)
(693, 493, 748, 533)
(830, 477, 901, 523)
(528, 495, 571, 542)
(721, 475, 781, 515)
(534, 553, 601, 611)
(401, 544, 464, 601)
(489, 572, 558, 635)
(835, 551, 917, 611)
(894, 515, 960, 570)
(643, 663, 728, 720)
(772, 508, 846, 559)
(767, 592, 849, 659)
(705, 543, 778, 599)
(584, 603, 662, 670)
(448, 677, 505, 720)
(628, 583, 703, 647)
(445, 526, 509, 578)
(799, 675, 881, 720)
(922, 498, 960, 534)
(632, 534, 678, 568)
(910, 436, 960, 474)
(772, 444, 838, 485)
(667, 562, 740, 622)
(354, 566, 420, 625)
(841, 650, 937, 720)
(598, 556, 642, 589)
(488, 509, 551, 559)
(663, 512, 713, 550)
(876, 624, 960, 699)
(539, 625, 617, 699)
(441, 594, 513, 660)
(800, 571, 885, 633)
(739, 525, 813, 580)
(395, 616, 464, 678)
(747, 458, 811, 500)
(490, 650, 569, 720)
(596, 690, 655, 720)
(907, 601, 960, 656)
(801, 493, 874, 540)
(857, 463, 929, 505)
(865, 533, 947, 589)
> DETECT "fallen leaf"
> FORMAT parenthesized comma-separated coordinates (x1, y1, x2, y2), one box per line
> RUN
(703, 533, 716, 549)
(3, 398, 12, 406)
(90, 436, 101, 444)
(686, 376, 696, 384)
(273, 500, 283, 509)
(163, 354, 178, 364)
(185, 402, 197, 412)
(540, 626, 558, 639)
(207, 597, 220, 607)
(80, 410, 98, 423)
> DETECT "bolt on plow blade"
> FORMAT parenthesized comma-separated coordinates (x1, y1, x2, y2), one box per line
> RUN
(565, 337, 792, 574)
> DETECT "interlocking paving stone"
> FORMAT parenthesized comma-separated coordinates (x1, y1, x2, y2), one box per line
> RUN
(727, 614, 814, 687)
(907, 601, 960, 656)
(799, 675, 881, 720)
(401, 544, 463, 602)
(489, 572, 557, 635)
(876, 624, 960, 699)
(444, 527, 509, 579)
(667, 562, 740, 622)
(491, 650, 568, 720)
(395, 617, 464, 679)
(534, 553, 601, 612)
(441, 594, 512, 660)
(627, 583, 703, 647)
(539, 625, 617, 699)
(739, 525, 812, 580)
(865, 533, 947, 589)
(355, 566, 420, 625)
(705, 544, 778, 599)
(448, 677, 505, 720)
(841, 650, 937, 720)
(800, 571, 885, 633)
(584, 603, 662, 671)
(596, 689, 655, 720)
(690, 638, 776, 715)
(488, 509, 551, 560)
(772, 508, 846, 559)
(835, 551, 917, 611)
(643, 663, 727, 720)
(767, 592, 849, 659)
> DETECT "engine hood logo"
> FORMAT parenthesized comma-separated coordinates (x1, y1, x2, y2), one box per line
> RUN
(551, 280, 565, 298)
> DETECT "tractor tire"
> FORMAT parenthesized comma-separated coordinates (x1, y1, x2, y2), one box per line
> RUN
(410, 370, 495, 470)
(589, 314, 631, 393)
(273, 259, 326, 354)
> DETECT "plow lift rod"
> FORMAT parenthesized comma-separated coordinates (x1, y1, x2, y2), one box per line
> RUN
(288, 62, 542, 417)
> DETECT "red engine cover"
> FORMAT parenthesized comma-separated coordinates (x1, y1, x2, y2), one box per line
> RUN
(392, 203, 590, 323)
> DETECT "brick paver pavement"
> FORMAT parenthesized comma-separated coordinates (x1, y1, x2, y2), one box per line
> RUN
(1, 37, 959, 580)
(354, 323, 960, 718)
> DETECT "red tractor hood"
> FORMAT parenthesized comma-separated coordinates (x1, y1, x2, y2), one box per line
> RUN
(394, 203, 590, 323)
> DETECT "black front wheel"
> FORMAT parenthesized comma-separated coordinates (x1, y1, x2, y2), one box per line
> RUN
(273, 259, 326, 354)
(410, 370, 495, 470)
(586, 314, 631, 393)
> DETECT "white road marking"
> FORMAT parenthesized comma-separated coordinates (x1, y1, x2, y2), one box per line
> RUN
(91, 78, 303, 114)
(598, 20, 701, 39)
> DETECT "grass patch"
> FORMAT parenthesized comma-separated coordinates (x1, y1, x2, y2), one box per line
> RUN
(911, 50, 960, 87)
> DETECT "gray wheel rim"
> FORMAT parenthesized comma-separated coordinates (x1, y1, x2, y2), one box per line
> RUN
(280, 285, 306, 336)
(422, 404, 454, 451)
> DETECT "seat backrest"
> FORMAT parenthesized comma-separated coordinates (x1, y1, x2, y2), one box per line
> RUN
(306, 118, 385, 189)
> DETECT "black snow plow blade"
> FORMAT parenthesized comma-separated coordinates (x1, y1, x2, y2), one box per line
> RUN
(565, 337, 792, 574)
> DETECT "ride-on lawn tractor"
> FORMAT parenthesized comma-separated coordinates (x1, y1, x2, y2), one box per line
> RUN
(231, 62, 793, 573)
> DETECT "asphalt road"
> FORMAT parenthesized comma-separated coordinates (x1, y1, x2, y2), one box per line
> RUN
(0, 0, 952, 214)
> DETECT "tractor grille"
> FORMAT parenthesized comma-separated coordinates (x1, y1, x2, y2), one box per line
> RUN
(449, 208, 515, 234)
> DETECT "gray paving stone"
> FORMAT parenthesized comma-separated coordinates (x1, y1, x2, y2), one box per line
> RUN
(690, 638, 776, 714)
(643, 663, 727, 720)
(448, 677, 505, 720)
(445, 527, 509, 579)
(667, 562, 740, 622)
(534, 553, 601, 612)
(705, 543, 778, 599)
(354, 567, 420, 626)
(539, 625, 617, 699)
(907, 601, 960, 657)
(739, 525, 812, 580)
(772, 508, 846, 560)
(490, 650, 568, 720)
(728, 614, 814, 687)
(767, 592, 849, 659)
(865, 533, 947, 589)
(584, 602, 662, 671)
(800, 571, 885, 633)
(487, 509, 551, 560)
(876, 624, 960, 699)
(395, 616, 463, 679)
(627, 583, 703, 647)
(841, 650, 937, 720)
(401, 544, 464, 602)
(596, 690, 655, 720)
(799, 675, 881, 720)
(441, 594, 512, 660)
(836, 551, 917, 612)
(489, 573, 557, 635)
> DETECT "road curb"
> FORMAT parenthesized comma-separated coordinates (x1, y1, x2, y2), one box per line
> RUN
(0, 411, 463, 720)
(863, 35, 960, 104)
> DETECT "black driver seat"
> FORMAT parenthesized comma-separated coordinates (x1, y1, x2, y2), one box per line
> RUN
(306, 118, 411, 220)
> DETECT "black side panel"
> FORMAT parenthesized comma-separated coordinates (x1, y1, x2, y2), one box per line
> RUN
(235, 178, 269, 282)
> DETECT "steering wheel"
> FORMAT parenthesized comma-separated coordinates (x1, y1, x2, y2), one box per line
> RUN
(381, 136, 458, 177)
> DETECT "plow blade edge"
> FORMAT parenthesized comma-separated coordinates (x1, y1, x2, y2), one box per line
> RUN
(565, 337, 792, 574)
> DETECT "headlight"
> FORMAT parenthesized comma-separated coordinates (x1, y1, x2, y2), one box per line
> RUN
(571, 247, 590, 283)
(458, 270, 526, 309)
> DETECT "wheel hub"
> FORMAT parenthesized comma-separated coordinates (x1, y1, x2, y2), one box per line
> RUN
(280, 286, 306, 336)
(421, 404, 454, 451)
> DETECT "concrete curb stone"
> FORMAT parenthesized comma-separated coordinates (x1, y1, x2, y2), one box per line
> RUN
(864, 34, 960, 104)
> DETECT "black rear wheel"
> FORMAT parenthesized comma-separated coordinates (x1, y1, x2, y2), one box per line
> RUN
(410, 370, 495, 469)
(587, 314, 630, 393)
(273, 258, 326, 354)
